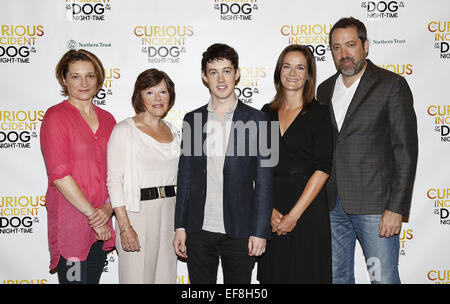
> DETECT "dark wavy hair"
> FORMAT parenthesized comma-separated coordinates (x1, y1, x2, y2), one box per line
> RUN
(329, 17, 367, 46)
(201, 43, 239, 74)
(268, 44, 317, 112)
(131, 69, 175, 116)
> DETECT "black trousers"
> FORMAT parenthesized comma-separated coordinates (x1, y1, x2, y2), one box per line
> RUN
(186, 230, 256, 284)
(57, 241, 107, 284)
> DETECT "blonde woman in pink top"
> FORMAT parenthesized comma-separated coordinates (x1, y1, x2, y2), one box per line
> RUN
(40, 49, 115, 284)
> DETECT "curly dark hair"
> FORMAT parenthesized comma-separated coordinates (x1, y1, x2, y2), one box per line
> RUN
(201, 43, 239, 74)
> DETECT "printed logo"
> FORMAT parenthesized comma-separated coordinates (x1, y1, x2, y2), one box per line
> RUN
(280, 24, 331, 62)
(134, 25, 194, 64)
(0, 110, 44, 149)
(0, 25, 44, 64)
(0, 195, 46, 235)
(177, 275, 190, 284)
(427, 270, 450, 284)
(235, 66, 266, 104)
(368, 38, 406, 46)
(399, 228, 413, 256)
(428, 21, 450, 59)
(165, 109, 191, 130)
(103, 253, 116, 273)
(426, 105, 450, 142)
(377, 64, 413, 76)
(361, 1, 405, 19)
(2, 279, 47, 284)
(65, 0, 111, 22)
(426, 188, 450, 224)
(93, 67, 121, 106)
(66, 39, 112, 50)
(213, 0, 258, 21)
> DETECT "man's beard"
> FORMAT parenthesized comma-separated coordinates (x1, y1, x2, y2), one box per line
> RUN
(338, 56, 366, 77)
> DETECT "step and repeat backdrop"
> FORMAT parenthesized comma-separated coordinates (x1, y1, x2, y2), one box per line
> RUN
(0, 0, 449, 284)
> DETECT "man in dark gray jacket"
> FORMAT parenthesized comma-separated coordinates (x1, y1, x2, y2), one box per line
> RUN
(317, 17, 418, 284)
(173, 43, 273, 284)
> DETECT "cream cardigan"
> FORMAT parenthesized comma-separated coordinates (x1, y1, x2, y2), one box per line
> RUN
(107, 117, 179, 212)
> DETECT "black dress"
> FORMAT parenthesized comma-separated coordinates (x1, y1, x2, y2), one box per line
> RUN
(258, 101, 333, 284)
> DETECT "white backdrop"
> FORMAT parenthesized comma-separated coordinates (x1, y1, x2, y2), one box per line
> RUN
(1, 0, 450, 284)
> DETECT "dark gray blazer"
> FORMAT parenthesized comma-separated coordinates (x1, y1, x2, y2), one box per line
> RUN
(174, 100, 273, 239)
(317, 59, 418, 217)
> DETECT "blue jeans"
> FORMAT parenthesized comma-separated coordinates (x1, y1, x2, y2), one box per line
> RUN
(330, 196, 400, 284)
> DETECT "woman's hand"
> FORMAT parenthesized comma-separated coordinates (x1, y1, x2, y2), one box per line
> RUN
(271, 208, 283, 232)
(93, 224, 111, 241)
(113, 206, 140, 252)
(275, 170, 330, 236)
(120, 226, 141, 252)
(88, 203, 113, 229)
(276, 212, 300, 236)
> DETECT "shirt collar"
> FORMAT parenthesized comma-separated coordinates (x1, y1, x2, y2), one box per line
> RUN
(207, 95, 239, 114)
(336, 73, 362, 91)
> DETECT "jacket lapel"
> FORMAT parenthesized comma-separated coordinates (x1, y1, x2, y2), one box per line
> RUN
(223, 100, 245, 170)
(340, 59, 378, 133)
(200, 105, 208, 167)
(322, 73, 340, 132)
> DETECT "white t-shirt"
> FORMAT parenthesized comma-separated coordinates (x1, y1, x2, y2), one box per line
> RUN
(331, 74, 362, 132)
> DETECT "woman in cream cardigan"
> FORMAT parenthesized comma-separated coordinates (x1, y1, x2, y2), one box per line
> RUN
(107, 69, 180, 283)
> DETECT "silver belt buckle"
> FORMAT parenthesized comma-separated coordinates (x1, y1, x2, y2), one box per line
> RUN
(157, 186, 166, 198)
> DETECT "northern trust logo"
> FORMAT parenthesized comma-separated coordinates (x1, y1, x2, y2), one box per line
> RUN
(66, 39, 111, 50)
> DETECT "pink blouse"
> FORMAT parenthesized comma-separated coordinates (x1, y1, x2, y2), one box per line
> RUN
(40, 100, 116, 269)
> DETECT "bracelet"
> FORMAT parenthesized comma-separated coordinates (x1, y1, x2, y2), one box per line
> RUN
(120, 226, 133, 235)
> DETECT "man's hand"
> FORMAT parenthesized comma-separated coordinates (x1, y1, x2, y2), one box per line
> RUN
(173, 230, 188, 258)
(248, 236, 266, 256)
(379, 210, 402, 238)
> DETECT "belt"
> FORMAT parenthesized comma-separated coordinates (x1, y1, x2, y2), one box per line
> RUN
(140, 186, 176, 201)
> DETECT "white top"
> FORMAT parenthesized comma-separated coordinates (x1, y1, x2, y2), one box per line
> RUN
(202, 98, 238, 234)
(331, 74, 362, 132)
(107, 117, 180, 212)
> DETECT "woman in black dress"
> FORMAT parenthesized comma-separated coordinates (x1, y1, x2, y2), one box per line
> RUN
(258, 44, 333, 283)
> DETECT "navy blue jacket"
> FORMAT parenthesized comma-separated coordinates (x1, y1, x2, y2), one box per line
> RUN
(174, 100, 273, 239)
